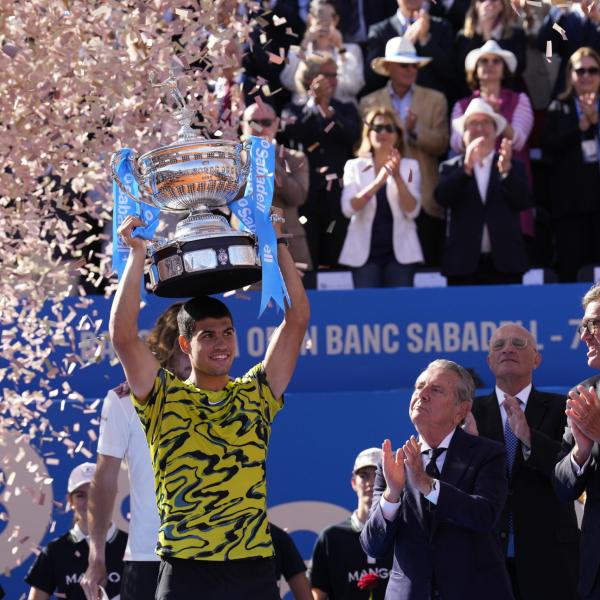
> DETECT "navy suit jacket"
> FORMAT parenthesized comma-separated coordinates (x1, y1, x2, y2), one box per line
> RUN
(554, 374, 600, 599)
(360, 427, 513, 600)
(434, 154, 531, 277)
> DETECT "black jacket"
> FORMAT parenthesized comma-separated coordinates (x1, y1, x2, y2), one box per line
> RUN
(541, 97, 600, 219)
(364, 14, 455, 97)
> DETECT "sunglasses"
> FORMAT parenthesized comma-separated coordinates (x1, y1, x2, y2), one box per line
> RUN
(478, 57, 504, 66)
(574, 67, 600, 76)
(490, 337, 529, 351)
(370, 124, 396, 133)
(249, 118, 275, 127)
(397, 63, 419, 70)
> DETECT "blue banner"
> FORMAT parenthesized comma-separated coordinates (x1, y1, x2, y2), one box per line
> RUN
(230, 136, 289, 315)
(111, 149, 160, 279)
(3, 284, 596, 400)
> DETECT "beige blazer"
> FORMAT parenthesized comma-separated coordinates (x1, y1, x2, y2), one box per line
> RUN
(359, 85, 448, 219)
(273, 146, 313, 270)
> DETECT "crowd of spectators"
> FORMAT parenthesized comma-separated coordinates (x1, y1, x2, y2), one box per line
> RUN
(208, 0, 600, 288)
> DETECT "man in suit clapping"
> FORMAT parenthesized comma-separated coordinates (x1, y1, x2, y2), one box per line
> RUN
(360, 359, 514, 600)
(470, 323, 580, 599)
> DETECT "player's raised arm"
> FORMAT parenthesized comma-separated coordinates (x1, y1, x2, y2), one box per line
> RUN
(109, 216, 160, 403)
(264, 211, 310, 399)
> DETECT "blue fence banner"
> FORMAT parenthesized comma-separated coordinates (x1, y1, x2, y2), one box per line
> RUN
(6, 284, 596, 399)
(229, 136, 289, 315)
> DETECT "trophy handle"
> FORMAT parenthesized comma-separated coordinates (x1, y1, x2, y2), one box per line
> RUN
(110, 149, 142, 203)
(236, 139, 252, 190)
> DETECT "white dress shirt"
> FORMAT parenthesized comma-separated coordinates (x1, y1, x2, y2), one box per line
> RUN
(473, 150, 495, 253)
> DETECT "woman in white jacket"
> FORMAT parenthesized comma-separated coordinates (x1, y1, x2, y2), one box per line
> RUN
(339, 108, 424, 288)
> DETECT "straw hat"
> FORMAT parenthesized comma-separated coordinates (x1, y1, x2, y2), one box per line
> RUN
(452, 97, 507, 137)
(464, 40, 517, 74)
(371, 36, 432, 77)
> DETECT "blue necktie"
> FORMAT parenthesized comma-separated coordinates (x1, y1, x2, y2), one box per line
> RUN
(504, 399, 522, 557)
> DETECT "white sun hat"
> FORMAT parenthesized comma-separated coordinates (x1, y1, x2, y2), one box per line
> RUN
(452, 97, 507, 137)
(371, 36, 432, 77)
(464, 40, 517, 74)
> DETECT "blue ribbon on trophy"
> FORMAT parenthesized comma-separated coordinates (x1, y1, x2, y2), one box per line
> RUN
(111, 148, 161, 287)
(230, 136, 290, 315)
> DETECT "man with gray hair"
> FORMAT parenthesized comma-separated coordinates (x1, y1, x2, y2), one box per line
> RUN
(361, 359, 513, 599)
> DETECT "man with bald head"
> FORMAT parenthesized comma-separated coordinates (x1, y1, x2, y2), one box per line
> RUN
(241, 102, 312, 270)
(469, 323, 580, 599)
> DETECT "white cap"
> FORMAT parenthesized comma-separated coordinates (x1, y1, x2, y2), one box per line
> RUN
(67, 462, 96, 494)
(353, 448, 382, 473)
(452, 97, 507, 138)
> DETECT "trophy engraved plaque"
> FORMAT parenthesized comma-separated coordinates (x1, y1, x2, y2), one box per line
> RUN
(110, 74, 261, 297)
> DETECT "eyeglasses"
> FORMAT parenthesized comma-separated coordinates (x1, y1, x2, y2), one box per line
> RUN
(574, 67, 600, 77)
(370, 124, 396, 133)
(248, 118, 275, 127)
(465, 118, 495, 129)
(490, 337, 529, 351)
(578, 320, 600, 336)
(478, 57, 504, 66)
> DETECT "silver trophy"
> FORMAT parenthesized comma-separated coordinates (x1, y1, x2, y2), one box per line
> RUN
(110, 74, 260, 297)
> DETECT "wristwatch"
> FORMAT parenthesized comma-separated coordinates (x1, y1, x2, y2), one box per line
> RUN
(276, 237, 289, 247)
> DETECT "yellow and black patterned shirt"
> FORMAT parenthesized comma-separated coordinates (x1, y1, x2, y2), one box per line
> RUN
(133, 363, 283, 561)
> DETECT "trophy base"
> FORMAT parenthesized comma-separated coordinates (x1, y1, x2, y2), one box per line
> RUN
(149, 232, 261, 298)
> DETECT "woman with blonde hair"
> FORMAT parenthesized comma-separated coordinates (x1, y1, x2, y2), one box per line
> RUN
(455, 0, 526, 96)
(542, 46, 600, 282)
(338, 107, 423, 287)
